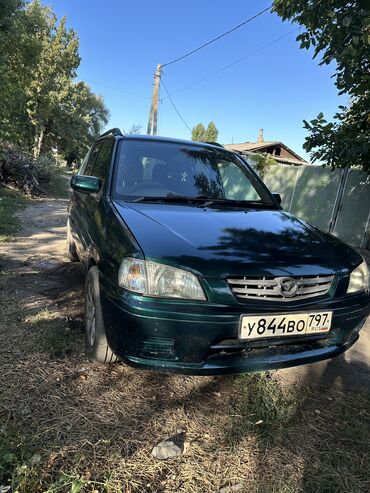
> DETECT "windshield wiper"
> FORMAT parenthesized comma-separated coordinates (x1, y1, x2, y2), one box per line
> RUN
(131, 195, 209, 203)
(130, 195, 270, 207)
(200, 198, 267, 207)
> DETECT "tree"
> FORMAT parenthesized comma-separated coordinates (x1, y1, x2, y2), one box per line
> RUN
(191, 123, 206, 141)
(0, 1, 23, 64)
(0, 0, 30, 145)
(52, 81, 109, 166)
(191, 121, 219, 142)
(247, 153, 277, 179)
(0, 1, 23, 59)
(124, 124, 142, 134)
(205, 121, 219, 142)
(273, 0, 370, 171)
(24, 2, 80, 157)
(0, 0, 109, 164)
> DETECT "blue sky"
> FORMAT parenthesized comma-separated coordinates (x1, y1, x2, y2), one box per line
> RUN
(50, 0, 344, 161)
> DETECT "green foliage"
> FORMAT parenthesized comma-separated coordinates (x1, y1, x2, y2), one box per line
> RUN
(191, 122, 206, 141)
(191, 121, 220, 142)
(205, 121, 219, 141)
(248, 152, 277, 178)
(227, 373, 301, 444)
(35, 154, 69, 197)
(54, 81, 109, 166)
(0, 0, 108, 165)
(0, 423, 36, 490)
(22, 3, 81, 158)
(0, 0, 28, 145)
(302, 97, 369, 169)
(273, 0, 370, 171)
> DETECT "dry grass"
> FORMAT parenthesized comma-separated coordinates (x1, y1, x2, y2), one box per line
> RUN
(0, 274, 369, 493)
(0, 197, 369, 493)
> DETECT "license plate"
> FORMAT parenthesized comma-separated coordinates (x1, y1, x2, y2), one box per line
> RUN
(239, 311, 332, 341)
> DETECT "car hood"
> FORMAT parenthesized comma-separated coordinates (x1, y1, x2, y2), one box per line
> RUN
(113, 201, 361, 278)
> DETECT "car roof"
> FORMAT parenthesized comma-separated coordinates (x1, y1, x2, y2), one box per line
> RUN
(99, 132, 228, 151)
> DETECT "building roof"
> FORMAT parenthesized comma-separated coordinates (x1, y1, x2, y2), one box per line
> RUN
(223, 140, 308, 164)
(268, 155, 308, 166)
(244, 151, 308, 166)
(224, 141, 280, 152)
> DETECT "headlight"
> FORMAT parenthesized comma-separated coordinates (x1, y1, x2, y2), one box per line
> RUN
(118, 258, 206, 300)
(347, 260, 369, 294)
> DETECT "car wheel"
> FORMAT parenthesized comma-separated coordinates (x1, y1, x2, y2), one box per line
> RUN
(84, 265, 119, 364)
(66, 219, 79, 262)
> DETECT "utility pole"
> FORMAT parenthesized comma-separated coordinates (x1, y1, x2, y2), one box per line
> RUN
(147, 64, 162, 136)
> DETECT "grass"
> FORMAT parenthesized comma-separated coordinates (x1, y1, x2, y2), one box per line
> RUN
(1, 288, 369, 492)
(226, 374, 370, 492)
(0, 188, 369, 492)
(24, 308, 82, 359)
(26, 308, 59, 325)
(227, 373, 302, 444)
(0, 344, 368, 493)
(0, 187, 30, 241)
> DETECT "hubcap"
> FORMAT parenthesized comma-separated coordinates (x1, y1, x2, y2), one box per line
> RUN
(85, 283, 96, 346)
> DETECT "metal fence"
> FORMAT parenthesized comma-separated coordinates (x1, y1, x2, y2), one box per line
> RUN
(259, 164, 370, 250)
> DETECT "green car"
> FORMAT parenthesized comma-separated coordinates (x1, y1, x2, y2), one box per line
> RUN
(67, 128, 370, 374)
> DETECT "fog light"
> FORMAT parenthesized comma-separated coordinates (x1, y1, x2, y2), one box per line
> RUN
(142, 338, 175, 358)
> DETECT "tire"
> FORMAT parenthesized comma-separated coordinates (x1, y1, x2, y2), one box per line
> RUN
(66, 219, 79, 262)
(84, 265, 119, 364)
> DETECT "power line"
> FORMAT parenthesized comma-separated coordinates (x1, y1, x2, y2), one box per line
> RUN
(160, 77, 192, 132)
(162, 6, 271, 68)
(82, 79, 150, 100)
(168, 28, 299, 96)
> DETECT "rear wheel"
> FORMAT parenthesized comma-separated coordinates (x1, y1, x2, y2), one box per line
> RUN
(66, 219, 79, 262)
(84, 265, 119, 364)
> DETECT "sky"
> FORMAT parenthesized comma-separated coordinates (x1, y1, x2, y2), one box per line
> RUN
(50, 0, 345, 161)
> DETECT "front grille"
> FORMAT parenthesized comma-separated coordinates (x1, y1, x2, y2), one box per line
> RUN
(227, 275, 334, 302)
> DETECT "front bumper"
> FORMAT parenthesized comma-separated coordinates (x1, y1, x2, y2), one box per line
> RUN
(100, 280, 370, 375)
(122, 336, 359, 375)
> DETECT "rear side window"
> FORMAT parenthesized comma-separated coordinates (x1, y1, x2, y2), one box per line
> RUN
(92, 140, 114, 181)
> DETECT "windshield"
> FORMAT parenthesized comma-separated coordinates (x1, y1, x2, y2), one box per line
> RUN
(112, 139, 274, 205)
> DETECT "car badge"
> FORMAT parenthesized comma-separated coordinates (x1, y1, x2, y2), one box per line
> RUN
(278, 277, 299, 297)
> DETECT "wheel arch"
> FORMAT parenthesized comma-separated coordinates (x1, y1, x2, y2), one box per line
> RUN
(87, 257, 97, 270)
(83, 244, 100, 272)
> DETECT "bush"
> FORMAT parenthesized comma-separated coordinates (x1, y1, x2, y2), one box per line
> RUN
(0, 144, 67, 196)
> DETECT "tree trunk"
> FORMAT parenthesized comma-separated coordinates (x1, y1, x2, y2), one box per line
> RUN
(66, 154, 73, 168)
(33, 126, 44, 159)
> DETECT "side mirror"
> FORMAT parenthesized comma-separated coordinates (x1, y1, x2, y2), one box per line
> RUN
(70, 175, 101, 194)
(272, 192, 282, 205)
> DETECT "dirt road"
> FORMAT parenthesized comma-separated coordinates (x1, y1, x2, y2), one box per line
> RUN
(0, 197, 369, 492)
